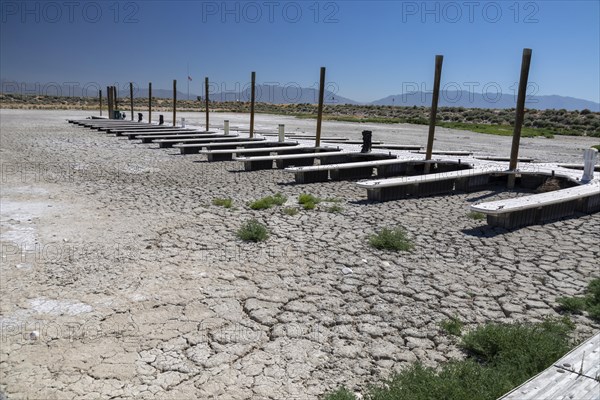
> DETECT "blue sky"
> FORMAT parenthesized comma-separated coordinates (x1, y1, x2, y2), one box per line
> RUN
(1, 0, 598, 103)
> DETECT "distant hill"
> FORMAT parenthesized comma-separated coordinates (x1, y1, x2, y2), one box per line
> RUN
(0, 81, 357, 105)
(206, 84, 359, 105)
(1, 80, 597, 110)
(371, 91, 600, 111)
(136, 84, 359, 105)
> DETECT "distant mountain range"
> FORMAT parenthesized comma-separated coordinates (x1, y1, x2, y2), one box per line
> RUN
(371, 91, 600, 111)
(133, 84, 359, 105)
(1, 80, 598, 111)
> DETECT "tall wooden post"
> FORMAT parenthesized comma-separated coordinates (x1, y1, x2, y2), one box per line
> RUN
(424, 55, 444, 173)
(113, 86, 118, 111)
(173, 79, 177, 126)
(148, 82, 152, 123)
(205, 77, 210, 130)
(508, 48, 533, 188)
(249, 72, 256, 138)
(129, 82, 134, 120)
(99, 89, 102, 116)
(315, 67, 326, 148)
(107, 86, 113, 118)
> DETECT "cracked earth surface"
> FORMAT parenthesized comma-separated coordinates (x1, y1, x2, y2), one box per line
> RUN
(0, 109, 599, 399)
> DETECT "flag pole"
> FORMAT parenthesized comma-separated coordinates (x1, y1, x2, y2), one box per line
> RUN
(187, 63, 190, 101)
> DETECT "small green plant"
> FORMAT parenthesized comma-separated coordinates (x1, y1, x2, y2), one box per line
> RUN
(468, 211, 486, 220)
(327, 204, 343, 213)
(303, 202, 316, 210)
(461, 318, 574, 370)
(270, 193, 287, 205)
(325, 388, 356, 400)
(587, 304, 600, 320)
(556, 278, 600, 321)
(249, 193, 287, 210)
(591, 144, 600, 151)
(440, 316, 464, 336)
(282, 207, 299, 216)
(324, 318, 574, 400)
(298, 193, 321, 210)
(556, 296, 587, 313)
(212, 198, 233, 208)
(368, 227, 414, 251)
(236, 219, 269, 242)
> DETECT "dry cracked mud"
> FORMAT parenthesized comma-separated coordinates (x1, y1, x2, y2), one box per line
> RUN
(1, 109, 599, 399)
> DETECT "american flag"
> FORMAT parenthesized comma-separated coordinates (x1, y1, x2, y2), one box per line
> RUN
(188, 76, 192, 81)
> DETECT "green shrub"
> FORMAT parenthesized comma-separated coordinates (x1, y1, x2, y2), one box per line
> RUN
(461, 319, 573, 372)
(587, 304, 600, 321)
(556, 296, 587, 313)
(236, 219, 269, 242)
(298, 193, 321, 210)
(325, 388, 356, 400)
(249, 193, 287, 210)
(467, 211, 486, 220)
(270, 193, 287, 206)
(591, 144, 600, 151)
(212, 198, 233, 208)
(368, 227, 414, 251)
(587, 278, 600, 304)
(366, 361, 512, 400)
(282, 207, 299, 216)
(324, 319, 574, 400)
(440, 316, 464, 336)
(327, 204, 343, 213)
(302, 201, 316, 210)
(556, 278, 600, 321)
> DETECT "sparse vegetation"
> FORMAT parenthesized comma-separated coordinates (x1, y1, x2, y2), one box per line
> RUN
(212, 198, 233, 208)
(327, 204, 343, 213)
(2, 93, 598, 137)
(556, 278, 600, 321)
(368, 227, 414, 251)
(236, 219, 269, 242)
(298, 193, 321, 210)
(282, 207, 299, 216)
(467, 211, 486, 220)
(592, 144, 600, 150)
(440, 316, 464, 336)
(324, 318, 575, 400)
(249, 193, 287, 210)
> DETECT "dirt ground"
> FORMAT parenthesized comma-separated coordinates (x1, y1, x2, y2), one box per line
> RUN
(1, 109, 598, 399)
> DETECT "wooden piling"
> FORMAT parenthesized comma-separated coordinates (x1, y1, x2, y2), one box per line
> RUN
(424, 55, 444, 173)
(173, 79, 177, 127)
(205, 77, 210, 130)
(508, 48, 533, 188)
(129, 82, 134, 121)
(107, 86, 113, 118)
(113, 86, 118, 111)
(315, 67, 326, 148)
(250, 72, 256, 138)
(148, 82, 152, 123)
(99, 89, 102, 116)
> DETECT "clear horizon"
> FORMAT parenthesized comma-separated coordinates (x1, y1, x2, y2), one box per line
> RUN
(1, 1, 598, 103)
